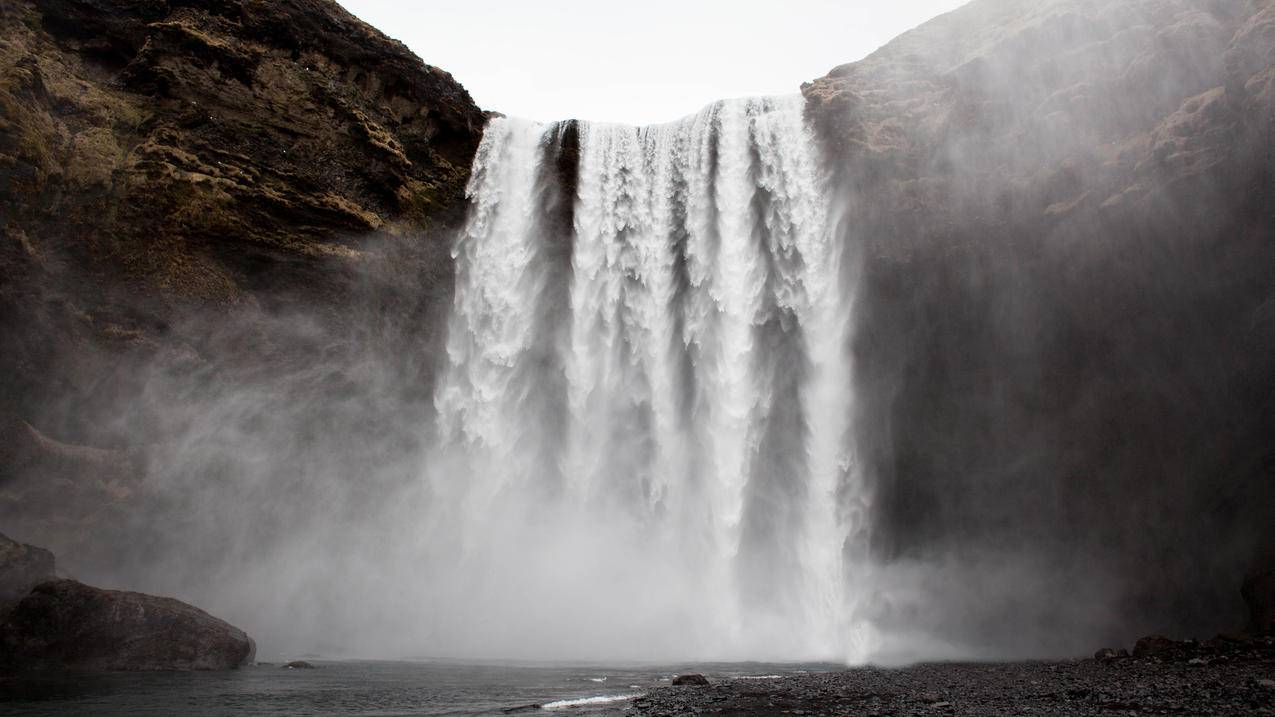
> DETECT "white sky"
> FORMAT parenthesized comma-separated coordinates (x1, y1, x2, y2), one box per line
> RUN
(336, 1, 968, 125)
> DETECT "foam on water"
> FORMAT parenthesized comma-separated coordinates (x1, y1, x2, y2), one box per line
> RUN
(541, 694, 643, 710)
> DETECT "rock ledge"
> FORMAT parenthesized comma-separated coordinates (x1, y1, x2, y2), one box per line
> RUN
(0, 579, 254, 672)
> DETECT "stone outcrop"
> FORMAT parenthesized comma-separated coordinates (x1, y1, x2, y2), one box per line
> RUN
(0, 532, 55, 610)
(0, 0, 485, 569)
(0, 578, 255, 671)
(804, 0, 1275, 654)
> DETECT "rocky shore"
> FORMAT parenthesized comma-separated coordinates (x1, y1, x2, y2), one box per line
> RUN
(630, 638, 1275, 716)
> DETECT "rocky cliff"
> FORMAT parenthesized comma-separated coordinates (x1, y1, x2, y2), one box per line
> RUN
(804, 0, 1275, 654)
(0, 0, 484, 574)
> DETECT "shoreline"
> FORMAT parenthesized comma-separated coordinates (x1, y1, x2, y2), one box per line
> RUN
(627, 639, 1275, 716)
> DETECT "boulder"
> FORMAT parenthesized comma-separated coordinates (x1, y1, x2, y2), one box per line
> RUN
(1242, 569, 1275, 634)
(282, 660, 316, 669)
(1093, 647, 1129, 662)
(0, 579, 254, 671)
(1132, 635, 1190, 659)
(672, 673, 710, 686)
(0, 532, 55, 610)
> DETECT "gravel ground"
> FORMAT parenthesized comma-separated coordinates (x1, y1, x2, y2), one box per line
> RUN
(627, 640, 1275, 716)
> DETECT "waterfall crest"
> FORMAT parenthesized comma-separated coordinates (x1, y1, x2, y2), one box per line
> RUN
(427, 96, 871, 661)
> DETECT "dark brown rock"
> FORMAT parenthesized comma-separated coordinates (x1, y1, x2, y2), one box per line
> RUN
(0, 579, 254, 671)
(0, 532, 55, 610)
(672, 673, 710, 686)
(0, 0, 485, 568)
(1133, 635, 1190, 659)
(1093, 647, 1129, 662)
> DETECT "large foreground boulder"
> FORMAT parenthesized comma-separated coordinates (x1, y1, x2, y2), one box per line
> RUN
(0, 532, 55, 610)
(0, 579, 254, 671)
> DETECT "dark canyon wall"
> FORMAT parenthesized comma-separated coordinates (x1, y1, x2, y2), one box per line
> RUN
(805, 0, 1275, 654)
(0, 0, 484, 583)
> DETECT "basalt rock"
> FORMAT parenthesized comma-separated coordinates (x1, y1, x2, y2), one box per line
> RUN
(0, 578, 255, 671)
(672, 673, 710, 686)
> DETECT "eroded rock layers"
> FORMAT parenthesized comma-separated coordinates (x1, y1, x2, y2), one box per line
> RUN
(803, 0, 1275, 654)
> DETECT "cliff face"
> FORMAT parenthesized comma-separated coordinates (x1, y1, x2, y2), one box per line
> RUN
(0, 0, 484, 575)
(805, 0, 1275, 654)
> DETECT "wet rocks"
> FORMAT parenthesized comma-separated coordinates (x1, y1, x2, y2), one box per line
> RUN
(0, 579, 255, 672)
(1102, 630, 1275, 668)
(630, 657, 1275, 717)
(282, 660, 316, 669)
(671, 673, 710, 686)
(1133, 635, 1191, 659)
(1093, 647, 1130, 662)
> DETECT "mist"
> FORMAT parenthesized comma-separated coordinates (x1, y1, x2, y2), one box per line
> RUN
(2, 0, 1272, 669)
(809, 0, 1275, 659)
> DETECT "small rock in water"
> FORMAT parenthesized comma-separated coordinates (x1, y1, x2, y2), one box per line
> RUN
(672, 673, 710, 686)
(282, 660, 316, 669)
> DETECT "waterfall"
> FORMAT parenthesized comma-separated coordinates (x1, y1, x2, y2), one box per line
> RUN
(426, 96, 871, 662)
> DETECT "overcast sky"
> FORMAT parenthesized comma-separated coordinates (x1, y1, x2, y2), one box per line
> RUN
(336, 1, 968, 125)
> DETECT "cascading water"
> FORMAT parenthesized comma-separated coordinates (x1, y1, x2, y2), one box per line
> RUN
(426, 96, 874, 662)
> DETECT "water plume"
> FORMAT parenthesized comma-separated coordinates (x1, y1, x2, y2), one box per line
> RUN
(425, 96, 871, 661)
